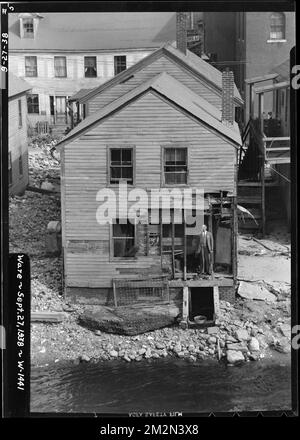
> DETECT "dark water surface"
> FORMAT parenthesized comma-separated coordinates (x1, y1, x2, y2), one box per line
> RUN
(31, 357, 291, 414)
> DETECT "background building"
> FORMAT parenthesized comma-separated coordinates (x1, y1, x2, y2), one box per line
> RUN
(8, 12, 176, 133)
(203, 11, 295, 122)
(8, 74, 31, 195)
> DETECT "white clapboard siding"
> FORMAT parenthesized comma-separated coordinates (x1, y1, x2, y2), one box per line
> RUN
(63, 90, 236, 288)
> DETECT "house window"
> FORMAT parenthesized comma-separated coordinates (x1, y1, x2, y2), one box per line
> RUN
(19, 155, 23, 176)
(163, 147, 188, 185)
(109, 148, 133, 185)
(8, 152, 12, 186)
(112, 220, 136, 258)
(23, 18, 34, 38)
(25, 56, 37, 77)
(27, 94, 39, 114)
(114, 56, 127, 75)
(269, 12, 285, 40)
(18, 99, 22, 127)
(54, 56, 67, 77)
(84, 56, 97, 77)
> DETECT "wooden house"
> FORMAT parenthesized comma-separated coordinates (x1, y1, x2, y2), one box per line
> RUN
(8, 73, 31, 195)
(55, 62, 242, 323)
(69, 42, 243, 126)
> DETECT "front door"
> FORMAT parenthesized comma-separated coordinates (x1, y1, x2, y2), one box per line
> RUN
(55, 96, 67, 124)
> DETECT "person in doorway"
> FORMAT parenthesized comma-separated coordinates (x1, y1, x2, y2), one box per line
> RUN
(197, 224, 214, 275)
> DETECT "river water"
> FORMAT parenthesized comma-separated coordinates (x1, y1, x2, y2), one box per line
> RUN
(31, 359, 291, 414)
(31, 356, 291, 414)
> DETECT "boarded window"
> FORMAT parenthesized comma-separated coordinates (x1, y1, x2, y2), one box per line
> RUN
(54, 56, 67, 77)
(23, 18, 34, 38)
(84, 56, 97, 77)
(8, 152, 12, 185)
(112, 220, 136, 258)
(109, 148, 133, 184)
(164, 147, 187, 185)
(114, 56, 127, 75)
(270, 12, 285, 40)
(27, 94, 39, 114)
(25, 56, 37, 77)
(18, 99, 22, 127)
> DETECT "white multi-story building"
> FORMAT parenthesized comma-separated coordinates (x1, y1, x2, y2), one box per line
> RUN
(9, 12, 176, 130)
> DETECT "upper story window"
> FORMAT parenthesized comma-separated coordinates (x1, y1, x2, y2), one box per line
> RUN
(269, 12, 286, 41)
(84, 56, 97, 77)
(114, 56, 127, 75)
(27, 94, 39, 114)
(23, 18, 34, 38)
(109, 147, 134, 185)
(163, 147, 188, 185)
(54, 56, 67, 77)
(25, 56, 37, 77)
(18, 99, 22, 127)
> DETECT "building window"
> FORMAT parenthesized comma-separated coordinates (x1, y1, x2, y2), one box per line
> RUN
(25, 56, 37, 77)
(109, 148, 133, 185)
(163, 147, 188, 185)
(112, 220, 136, 258)
(8, 152, 12, 186)
(269, 12, 286, 40)
(23, 18, 34, 38)
(19, 155, 23, 176)
(84, 56, 97, 77)
(54, 56, 67, 77)
(18, 99, 22, 127)
(27, 94, 39, 114)
(114, 56, 127, 75)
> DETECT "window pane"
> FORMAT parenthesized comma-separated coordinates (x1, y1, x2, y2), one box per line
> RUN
(110, 167, 121, 179)
(121, 166, 133, 180)
(113, 221, 134, 238)
(175, 148, 186, 162)
(165, 148, 175, 162)
(113, 238, 135, 257)
(54, 57, 67, 77)
(84, 57, 97, 77)
(121, 149, 132, 164)
(111, 149, 121, 165)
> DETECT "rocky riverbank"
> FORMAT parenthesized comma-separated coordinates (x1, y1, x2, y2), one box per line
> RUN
(9, 140, 291, 368)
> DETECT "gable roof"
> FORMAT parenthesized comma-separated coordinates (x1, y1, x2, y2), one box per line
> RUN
(9, 12, 176, 52)
(76, 43, 243, 106)
(56, 72, 242, 148)
(8, 73, 31, 98)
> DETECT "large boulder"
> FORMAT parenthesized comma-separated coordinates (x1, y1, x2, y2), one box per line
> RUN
(238, 281, 276, 302)
(78, 303, 180, 336)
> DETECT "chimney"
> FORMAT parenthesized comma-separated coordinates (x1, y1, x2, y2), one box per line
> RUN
(221, 68, 235, 125)
(176, 12, 187, 54)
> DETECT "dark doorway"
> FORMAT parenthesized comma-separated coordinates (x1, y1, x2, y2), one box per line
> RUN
(189, 287, 215, 321)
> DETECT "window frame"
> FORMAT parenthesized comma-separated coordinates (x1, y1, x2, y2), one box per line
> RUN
(23, 18, 34, 38)
(107, 145, 135, 187)
(161, 144, 189, 187)
(268, 12, 286, 42)
(114, 55, 127, 76)
(110, 220, 137, 261)
(27, 93, 39, 114)
(84, 56, 97, 78)
(54, 56, 67, 78)
(25, 56, 37, 77)
(8, 151, 12, 186)
(18, 99, 22, 128)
